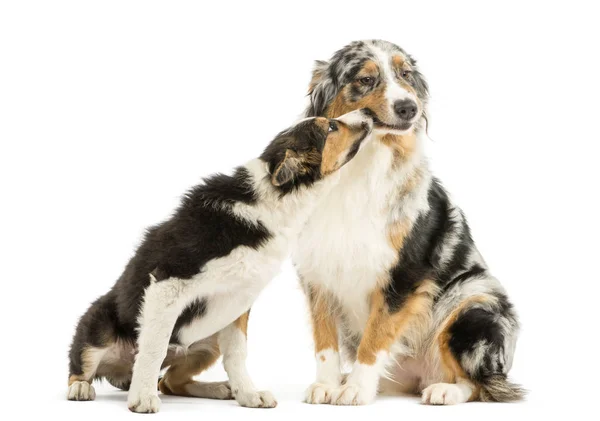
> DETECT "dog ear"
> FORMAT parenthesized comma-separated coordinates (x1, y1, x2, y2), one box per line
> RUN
(271, 149, 302, 187)
(306, 60, 336, 117)
(308, 60, 329, 94)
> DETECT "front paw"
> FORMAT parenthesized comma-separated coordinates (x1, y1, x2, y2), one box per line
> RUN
(305, 382, 338, 404)
(128, 389, 161, 413)
(235, 390, 277, 408)
(329, 383, 376, 406)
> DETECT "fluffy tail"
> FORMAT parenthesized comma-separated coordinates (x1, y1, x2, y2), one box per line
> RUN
(479, 375, 526, 402)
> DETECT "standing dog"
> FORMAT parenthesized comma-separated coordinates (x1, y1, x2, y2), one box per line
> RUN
(295, 40, 523, 405)
(67, 110, 372, 413)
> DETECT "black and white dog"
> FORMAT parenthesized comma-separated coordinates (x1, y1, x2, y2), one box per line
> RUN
(67, 110, 372, 413)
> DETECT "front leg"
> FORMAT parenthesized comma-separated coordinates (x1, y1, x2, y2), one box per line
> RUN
(219, 310, 277, 408)
(330, 284, 434, 405)
(127, 278, 190, 413)
(304, 285, 343, 404)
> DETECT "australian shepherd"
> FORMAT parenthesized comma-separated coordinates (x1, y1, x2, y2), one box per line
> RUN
(67, 110, 373, 412)
(295, 40, 523, 405)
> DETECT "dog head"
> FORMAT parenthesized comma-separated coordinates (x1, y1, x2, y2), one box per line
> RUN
(261, 109, 373, 192)
(306, 40, 428, 136)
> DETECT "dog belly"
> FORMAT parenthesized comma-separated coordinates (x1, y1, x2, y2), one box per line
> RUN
(176, 292, 257, 347)
(175, 242, 284, 347)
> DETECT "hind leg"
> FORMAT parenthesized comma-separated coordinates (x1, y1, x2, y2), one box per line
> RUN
(68, 297, 116, 401)
(159, 335, 232, 400)
(422, 292, 522, 405)
(68, 346, 107, 401)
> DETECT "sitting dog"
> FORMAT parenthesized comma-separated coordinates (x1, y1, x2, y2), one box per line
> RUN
(295, 40, 523, 405)
(67, 110, 373, 413)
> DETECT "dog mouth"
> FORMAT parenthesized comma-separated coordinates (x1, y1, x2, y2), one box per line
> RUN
(362, 109, 414, 132)
(374, 120, 413, 131)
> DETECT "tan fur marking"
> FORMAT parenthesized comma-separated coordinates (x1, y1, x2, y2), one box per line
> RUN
(392, 55, 406, 68)
(388, 219, 411, 251)
(308, 286, 339, 353)
(69, 374, 85, 386)
(320, 123, 363, 175)
(159, 336, 221, 397)
(234, 310, 250, 337)
(357, 281, 438, 365)
(362, 60, 379, 75)
(314, 117, 329, 133)
(380, 133, 417, 163)
(327, 82, 388, 119)
(68, 346, 107, 385)
(325, 60, 388, 120)
(436, 296, 490, 400)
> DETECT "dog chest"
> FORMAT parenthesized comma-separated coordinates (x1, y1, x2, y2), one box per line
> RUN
(293, 143, 399, 333)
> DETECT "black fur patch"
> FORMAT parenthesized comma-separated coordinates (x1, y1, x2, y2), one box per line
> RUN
(170, 299, 208, 343)
(440, 264, 487, 295)
(200, 167, 258, 205)
(384, 180, 454, 311)
(448, 307, 506, 381)
(260, 118, 326, 195)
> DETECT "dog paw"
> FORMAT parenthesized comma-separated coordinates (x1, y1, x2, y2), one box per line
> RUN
(305, 382, 338, 404)
(207, 381, 233, 400)
(235, 390, 277, 408)
(67, 381, 96, 401)
(329, 383, 376, 405)
(421, 383, 464, 405)
(128, 390, 161, 413)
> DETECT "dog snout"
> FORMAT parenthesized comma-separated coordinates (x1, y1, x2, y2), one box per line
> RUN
(336, 109, 373, 131)
(393, 99, 418, 121)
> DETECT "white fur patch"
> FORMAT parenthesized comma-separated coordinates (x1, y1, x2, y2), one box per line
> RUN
(421, 379, 475, 405)
(328, 351, 388, 406)
(370, 46, 419, 122)
(305, 348, 343, 404)
(315, 348, 342, 384)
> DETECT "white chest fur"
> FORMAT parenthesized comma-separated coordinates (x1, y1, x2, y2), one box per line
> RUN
(293, 141, 402, 333)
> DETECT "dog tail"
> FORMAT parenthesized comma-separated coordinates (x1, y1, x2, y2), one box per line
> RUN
(479, 375, 526, 402)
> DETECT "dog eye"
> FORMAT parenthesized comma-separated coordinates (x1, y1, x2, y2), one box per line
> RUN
(359, 77, 374, 86)
(401, 70, 412, 78)
(328, 121, 338, 132)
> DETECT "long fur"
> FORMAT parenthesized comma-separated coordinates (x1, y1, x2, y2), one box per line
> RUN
(296, 40, 523, 406)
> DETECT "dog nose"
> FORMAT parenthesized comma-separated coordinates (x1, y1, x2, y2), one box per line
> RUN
(393, 99, 418, 121)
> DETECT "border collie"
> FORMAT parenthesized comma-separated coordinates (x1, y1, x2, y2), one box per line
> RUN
(67, 110, 373, 412)
(294, 40, 523, 405)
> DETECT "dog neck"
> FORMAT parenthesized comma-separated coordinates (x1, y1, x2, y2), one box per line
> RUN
(233, 158, 338, 236)
(330, 129, 432, 223)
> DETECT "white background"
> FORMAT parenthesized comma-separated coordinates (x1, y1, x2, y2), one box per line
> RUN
(1, 1, 599, 419)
